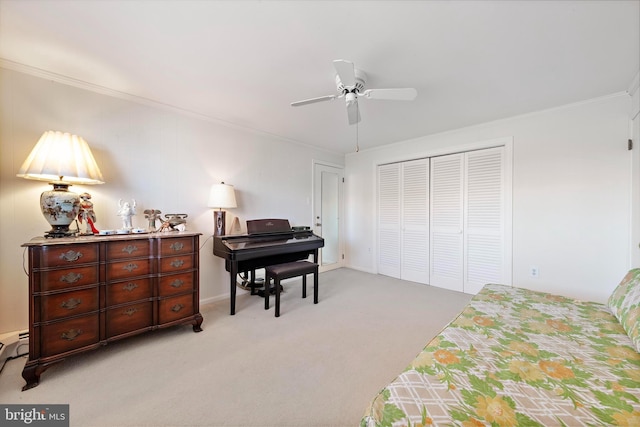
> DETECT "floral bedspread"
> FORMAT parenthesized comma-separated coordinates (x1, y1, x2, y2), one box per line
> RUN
(361, 284, 640, 426)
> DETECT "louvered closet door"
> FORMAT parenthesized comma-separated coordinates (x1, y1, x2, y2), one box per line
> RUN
(430, 154, 464, 292)
(464, 147, 505, 294)
(378, 163, 401, 278)
(401, 159, 429, 284)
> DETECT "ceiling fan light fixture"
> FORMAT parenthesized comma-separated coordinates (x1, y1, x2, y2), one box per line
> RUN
(345, 92, 357, 106)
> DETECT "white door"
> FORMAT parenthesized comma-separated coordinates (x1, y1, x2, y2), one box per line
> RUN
(377, 160, 429, 283)
(378, 163, 401, 278)
(313, 163, 343, 271)
(429, 154, 464, 292)
(400, 159, 429, 284)
(429, 147, 506, 294)
(464, 147, 506, 293)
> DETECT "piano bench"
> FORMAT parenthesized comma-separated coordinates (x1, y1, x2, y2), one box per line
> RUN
(264, 261, 319, 317)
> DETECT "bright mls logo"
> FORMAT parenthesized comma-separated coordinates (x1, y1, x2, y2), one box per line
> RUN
(1, 405, 69, 426)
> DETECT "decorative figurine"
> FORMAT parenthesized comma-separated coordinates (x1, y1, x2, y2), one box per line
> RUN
(117, 199, 136, 230)
(165, 214, 188, 230)
(78, 192, 99, 235)
(143, 209, 162, 231)
(156, 214, 188, 232)
(156, 220, 173, 232)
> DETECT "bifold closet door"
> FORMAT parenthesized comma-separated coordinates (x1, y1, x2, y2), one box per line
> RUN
(464, 147, 505, 294)
(400, 159, 429, 283)
(429, 147, 505, 293)
(378, 159, 429, 283)
(429, 154, 464, 292)
(378, 163, 401, 278)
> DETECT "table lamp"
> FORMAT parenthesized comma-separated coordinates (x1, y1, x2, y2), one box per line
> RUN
(208, 182, 237, 236)
(17, 131, 105, 238)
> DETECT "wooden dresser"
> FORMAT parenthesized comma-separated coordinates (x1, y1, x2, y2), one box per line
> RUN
(21, 231, 203, 390)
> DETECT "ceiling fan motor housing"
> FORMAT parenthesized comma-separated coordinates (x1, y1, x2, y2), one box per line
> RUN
(335, 68, 367, 94)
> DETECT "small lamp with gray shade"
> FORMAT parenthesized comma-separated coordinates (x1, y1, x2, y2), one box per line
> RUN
(17, 131, 105, 238)
(208, 182, 237, 236)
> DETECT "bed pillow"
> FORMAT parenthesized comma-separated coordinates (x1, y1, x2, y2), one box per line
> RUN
(608, 268, 640, 352)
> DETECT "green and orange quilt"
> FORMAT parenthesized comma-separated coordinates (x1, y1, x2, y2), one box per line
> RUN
(361, 283, 640, 427)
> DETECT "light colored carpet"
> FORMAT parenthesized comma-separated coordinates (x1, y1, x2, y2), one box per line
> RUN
(0, 268, 472, 427)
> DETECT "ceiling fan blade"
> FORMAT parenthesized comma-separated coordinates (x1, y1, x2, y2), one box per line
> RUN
(333, 59, 356, 87)
(291, 94, 337, 107)
(346, 101, 361, 125)
(361, 88, 418, 101)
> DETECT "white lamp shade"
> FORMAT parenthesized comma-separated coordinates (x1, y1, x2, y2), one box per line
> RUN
(208, 182, 237, 209)
(16, 131, 105, 184)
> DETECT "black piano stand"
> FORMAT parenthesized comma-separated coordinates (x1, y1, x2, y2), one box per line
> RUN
(239, 270, 283, 297)
(237, 270, 264, 292)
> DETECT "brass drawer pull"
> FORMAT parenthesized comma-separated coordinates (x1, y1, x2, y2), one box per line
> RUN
(171, 304, 185, 313)
(123, 263, 138, 272)
(123, 307, 138, 317)
(60, 272, 83, 284)
(122, 245, 138, 255)
(170, 259, 184, 268)
(170, 279, 184, 288)
(61, 298, 81, 310)
(59, 250, 82, 262)
(123, 282, 138, 292)
(170, 242, 184, 252)
(61, 329, 83, 341)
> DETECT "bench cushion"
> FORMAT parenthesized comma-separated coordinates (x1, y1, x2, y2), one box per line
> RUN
(265, 261, 317, 280)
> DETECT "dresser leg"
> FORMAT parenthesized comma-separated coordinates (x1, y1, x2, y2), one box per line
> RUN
(21, 363, 40, 391)
(21, 359, 68, 391)
(192, 313, 204, 332)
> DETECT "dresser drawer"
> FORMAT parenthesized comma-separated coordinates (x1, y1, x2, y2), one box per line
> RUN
(159, 237, 194, 256)
(159, 255, 193, 273)
(158, 271, 195, 297)
(107, 258, 151, 281)
(106, 302, 153, 338)
(158, 293, 194, 324)
(106, 278, 153, 306)
(38, 265, 99, 292)
(40, 314, 99, 357)
(40, 287, 99, 322)
(106, 240, 151, 260)
(37, 244, 99, 268)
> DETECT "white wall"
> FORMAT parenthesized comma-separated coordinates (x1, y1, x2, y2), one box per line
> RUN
(345, 93, 632, 303)
(0, 68, 343, 334)
(629, 72, 640, 267)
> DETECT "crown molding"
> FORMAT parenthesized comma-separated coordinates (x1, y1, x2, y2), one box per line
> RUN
(0, 58, 343, 156)
(350, 91, 629, 156)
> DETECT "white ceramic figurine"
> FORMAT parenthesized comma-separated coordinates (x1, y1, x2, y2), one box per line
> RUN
(117, 198, 137, 230)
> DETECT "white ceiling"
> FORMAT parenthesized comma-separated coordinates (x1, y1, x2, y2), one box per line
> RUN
(1, 0, 638, 154)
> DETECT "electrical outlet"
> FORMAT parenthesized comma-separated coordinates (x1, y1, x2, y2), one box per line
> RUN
(530, 266, 539, 278)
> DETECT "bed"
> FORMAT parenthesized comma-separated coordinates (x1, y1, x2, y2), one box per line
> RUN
(361, 269, 640, 427)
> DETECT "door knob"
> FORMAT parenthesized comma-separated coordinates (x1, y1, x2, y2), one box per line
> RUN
(315, 223, 322, 226)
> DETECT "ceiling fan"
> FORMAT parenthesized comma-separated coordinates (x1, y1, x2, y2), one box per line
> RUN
(291, 59, 418, 125)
